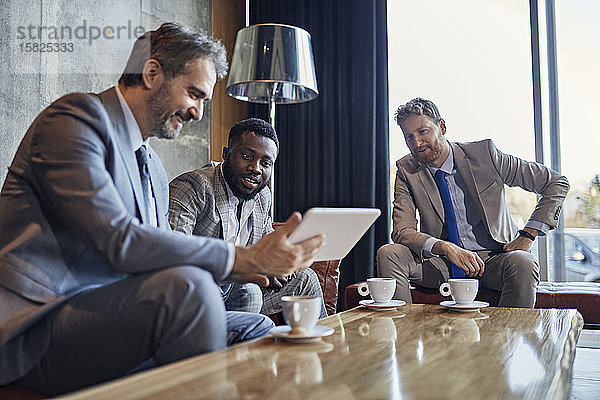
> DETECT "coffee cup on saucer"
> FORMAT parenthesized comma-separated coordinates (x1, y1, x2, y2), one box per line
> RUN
(357, 277, 396, 303)
(439, 279, 478, 304)
(281, 296, 322, 335)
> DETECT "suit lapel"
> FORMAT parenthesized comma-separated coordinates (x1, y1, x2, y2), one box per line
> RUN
(248, 189, 269, 245)
(147, 145, 169, 229)
(452, 143, 489, 228)
(417, 163, 445, 222)
(249, 214, 262, 245)
(214, 164, 231, 239)
(98, 88, 147, 224)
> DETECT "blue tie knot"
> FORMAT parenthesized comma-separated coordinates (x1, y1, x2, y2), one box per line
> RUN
(435, 168, 446, 181)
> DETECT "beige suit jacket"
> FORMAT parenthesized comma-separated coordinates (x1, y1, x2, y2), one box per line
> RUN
(392, 140, 569, 263)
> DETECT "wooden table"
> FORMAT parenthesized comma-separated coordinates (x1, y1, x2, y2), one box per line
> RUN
(58, 304, 583, 400)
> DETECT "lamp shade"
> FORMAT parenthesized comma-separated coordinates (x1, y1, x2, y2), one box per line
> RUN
(226, 23, 318, 104)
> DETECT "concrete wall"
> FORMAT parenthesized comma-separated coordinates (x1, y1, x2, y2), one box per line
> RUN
(0, 0, 212, 189)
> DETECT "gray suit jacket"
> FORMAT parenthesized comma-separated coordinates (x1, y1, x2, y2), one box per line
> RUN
(392, 140, 569, 263)
(168, 163, 273, 245)
(0, 88, 230, 383)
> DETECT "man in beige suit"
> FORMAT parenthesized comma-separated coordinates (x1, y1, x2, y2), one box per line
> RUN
(378, 98, 569, 307)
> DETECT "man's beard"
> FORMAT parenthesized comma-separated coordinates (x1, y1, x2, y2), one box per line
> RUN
(148, 85, 187, 140)
(155, 114, 184, 140)
(222, 158, 269, 201)
(412, 140, 444, 165)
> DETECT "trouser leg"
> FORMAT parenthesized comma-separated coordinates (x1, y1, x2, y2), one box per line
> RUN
(377, 243, 447, 303)
(377, 243, 448, 303)
(225, 311, 274, 345)
(16, 266, 226, 396)
(479, 250, 540, 308)
(224, 283, 264, 313)
(261, 268, 327, 318)
(129, 312, 274, 374)
(377, 244, 413, 302)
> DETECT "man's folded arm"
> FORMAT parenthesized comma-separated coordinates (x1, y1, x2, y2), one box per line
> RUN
(488, 139, 569, 230)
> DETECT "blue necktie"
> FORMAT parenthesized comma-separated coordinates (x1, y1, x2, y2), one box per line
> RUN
(135, 145, 151, 223)
(434, 169, 466, 278)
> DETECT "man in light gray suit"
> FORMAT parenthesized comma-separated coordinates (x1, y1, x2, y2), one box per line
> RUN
(169, 118, 326, 318)
(0, 23, 323, 395)
(378, 98, 569, 307)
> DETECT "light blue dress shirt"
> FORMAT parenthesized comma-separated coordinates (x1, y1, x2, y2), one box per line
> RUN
(423, 144, 548, 257)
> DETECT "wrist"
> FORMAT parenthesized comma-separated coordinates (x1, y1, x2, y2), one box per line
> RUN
(233, 246, 256, 275)
(432, 240, 450, 257)
(518, 229, 536, 241)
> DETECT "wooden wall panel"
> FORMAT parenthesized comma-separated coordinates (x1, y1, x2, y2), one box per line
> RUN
(210, 0, 248, 162)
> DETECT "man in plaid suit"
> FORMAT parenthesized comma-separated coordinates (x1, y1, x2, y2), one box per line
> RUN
(169, 118, 326, 317)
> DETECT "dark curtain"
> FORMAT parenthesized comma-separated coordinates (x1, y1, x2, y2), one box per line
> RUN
(249, 0, 390, 309)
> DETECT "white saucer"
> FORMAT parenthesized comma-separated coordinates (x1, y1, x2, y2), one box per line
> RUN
(359, 299, 406, 311)
(270, 325, 334, 343)
(440, 300, 489, 312)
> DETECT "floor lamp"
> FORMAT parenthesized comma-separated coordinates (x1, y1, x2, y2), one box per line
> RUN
(226, 23, 319, 219)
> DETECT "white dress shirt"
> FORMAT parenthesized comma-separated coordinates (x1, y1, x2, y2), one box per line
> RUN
(222, 173, 256, 246)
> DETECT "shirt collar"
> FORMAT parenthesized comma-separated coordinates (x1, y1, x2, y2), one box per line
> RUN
(427, 142, 454, 175)
(115, 86, 147, 151)
(428, 141, 454, 175)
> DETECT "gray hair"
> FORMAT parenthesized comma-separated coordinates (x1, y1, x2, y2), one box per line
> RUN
(394, 97, 442, 126)
(119, 22, 228, 87)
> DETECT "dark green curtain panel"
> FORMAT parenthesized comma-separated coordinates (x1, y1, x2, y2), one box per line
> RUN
(249, 0, 390, 309)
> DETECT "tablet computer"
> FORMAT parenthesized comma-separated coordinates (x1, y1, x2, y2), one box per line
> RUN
(289, 207, 381, 261)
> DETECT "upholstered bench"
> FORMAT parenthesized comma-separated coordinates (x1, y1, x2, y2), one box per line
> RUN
(0, 385, 46, 399)
(345, 281, 600, 327)
(309, 259, 341, 316)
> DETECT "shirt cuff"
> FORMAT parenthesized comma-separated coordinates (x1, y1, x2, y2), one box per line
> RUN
(423, 237, 440, 258)
(525, 220, 549, 236)
(224, 242, 235, 278)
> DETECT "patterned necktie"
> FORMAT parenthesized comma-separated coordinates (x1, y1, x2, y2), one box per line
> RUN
(434, 169, 466, 278)
(135, 145, 151, 223)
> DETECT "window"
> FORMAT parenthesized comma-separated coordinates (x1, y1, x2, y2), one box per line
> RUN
(387, 0, 600, 282)
(548, 0, 600, 282)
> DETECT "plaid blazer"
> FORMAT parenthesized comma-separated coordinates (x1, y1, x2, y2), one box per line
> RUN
(168, 162, 274, 245)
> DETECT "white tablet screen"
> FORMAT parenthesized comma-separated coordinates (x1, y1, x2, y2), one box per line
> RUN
(289, 207, 381, 261)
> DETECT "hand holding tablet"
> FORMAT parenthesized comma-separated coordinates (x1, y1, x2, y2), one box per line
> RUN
(289, 208, 381, 261)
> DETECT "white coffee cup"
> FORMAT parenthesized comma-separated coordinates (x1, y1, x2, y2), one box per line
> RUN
(282, 296, 322, 335)
(439, 279, 478, 304)
(358, 277, 396, 303)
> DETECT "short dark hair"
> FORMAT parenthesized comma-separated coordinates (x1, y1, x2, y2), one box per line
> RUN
(228, 118, 279, 151)
(395, 97, 443, 126)
(119, 22, 228, 87)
